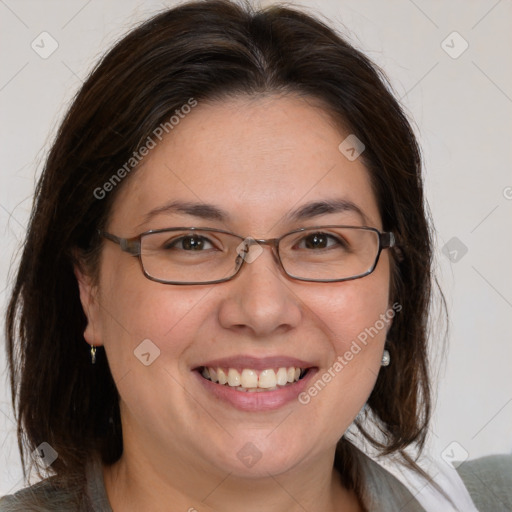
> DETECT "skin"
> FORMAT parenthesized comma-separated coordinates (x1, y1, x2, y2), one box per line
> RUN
(76, 94, 393, 512)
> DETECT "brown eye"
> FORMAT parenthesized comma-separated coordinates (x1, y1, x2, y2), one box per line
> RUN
(297, 233, 345, 250)
(164, 235, 215, 251)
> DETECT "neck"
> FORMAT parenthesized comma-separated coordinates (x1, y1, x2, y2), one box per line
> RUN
(103, 442, 362, 512)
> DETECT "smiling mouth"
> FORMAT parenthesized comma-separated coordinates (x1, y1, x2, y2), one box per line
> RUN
(197, 366, 311, 392)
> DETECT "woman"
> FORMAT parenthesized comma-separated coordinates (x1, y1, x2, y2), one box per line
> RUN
(2, 1, 511, 510)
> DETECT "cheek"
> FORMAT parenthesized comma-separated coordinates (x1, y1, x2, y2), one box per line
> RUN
(308, 258, 392, 351)
(95, 273, 217, 432)
(297, 262, 392, 433)
(314, 279, 390, 388)
(96, 255, 215, 378)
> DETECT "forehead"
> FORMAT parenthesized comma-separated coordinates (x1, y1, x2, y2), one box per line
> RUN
(108, 94, 381, 235)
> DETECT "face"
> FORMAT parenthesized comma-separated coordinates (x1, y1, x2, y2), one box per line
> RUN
(77, 94, 393, 486)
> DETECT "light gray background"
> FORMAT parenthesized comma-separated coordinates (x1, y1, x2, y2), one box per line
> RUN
(1, 0, 511, 495)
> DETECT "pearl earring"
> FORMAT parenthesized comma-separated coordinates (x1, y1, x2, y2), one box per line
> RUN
(381, 349, 390, 367)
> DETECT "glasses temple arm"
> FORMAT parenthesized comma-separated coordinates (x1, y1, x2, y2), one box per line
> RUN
(98, 230, 141, 255)
(380, 232, 395, 249)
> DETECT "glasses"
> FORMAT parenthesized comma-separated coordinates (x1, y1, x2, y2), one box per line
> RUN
(99, 225, 395, 285)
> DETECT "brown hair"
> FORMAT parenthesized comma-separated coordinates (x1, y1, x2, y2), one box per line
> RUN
(6, 0, 437, 495)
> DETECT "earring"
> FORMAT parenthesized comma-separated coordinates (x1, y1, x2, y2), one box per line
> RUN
(90, 345, 97, 365)
(381, 349, 390, 367)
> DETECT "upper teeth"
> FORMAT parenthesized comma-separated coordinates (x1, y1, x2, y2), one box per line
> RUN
(201, 367, 304, 390)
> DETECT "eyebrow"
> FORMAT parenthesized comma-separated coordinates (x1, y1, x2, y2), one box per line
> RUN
(141, 198, 368, 226)
(284, 198, 368, 224)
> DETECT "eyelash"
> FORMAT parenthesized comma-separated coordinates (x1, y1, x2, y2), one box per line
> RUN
(163, 232, 347, 251)
(163, 235, 217, 251)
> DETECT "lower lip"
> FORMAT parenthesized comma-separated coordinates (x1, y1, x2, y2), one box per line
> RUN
(193, 369, 317, 412)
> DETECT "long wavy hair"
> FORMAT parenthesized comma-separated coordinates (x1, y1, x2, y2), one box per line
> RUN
(6, 0, 438, 497)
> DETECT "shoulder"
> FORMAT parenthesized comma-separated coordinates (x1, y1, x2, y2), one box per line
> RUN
(354, 448, 427, 511)
(456, 453, 512, 511)
(0, 477, 82, 512)
(0, 456, 111, 512)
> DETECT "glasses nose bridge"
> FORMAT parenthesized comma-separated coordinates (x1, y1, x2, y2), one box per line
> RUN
(238, 236, 282, 269)
(254, 237, 281, 260)
(253, 236, 280, 250)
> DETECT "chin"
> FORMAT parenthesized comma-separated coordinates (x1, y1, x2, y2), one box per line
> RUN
(205, 431, 317, 478)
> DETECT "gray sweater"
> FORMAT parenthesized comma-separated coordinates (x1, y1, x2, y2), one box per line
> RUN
(1, 452, 511, 511)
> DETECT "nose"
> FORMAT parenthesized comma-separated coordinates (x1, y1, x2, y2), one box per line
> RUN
(217, 243, 302, 338)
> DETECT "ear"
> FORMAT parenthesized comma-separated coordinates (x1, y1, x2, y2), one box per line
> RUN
(385, 300, 402, 334)
(73, 257, 104, 347)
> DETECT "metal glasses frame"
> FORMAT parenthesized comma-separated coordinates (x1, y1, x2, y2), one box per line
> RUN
(99, 225, 395, 285)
